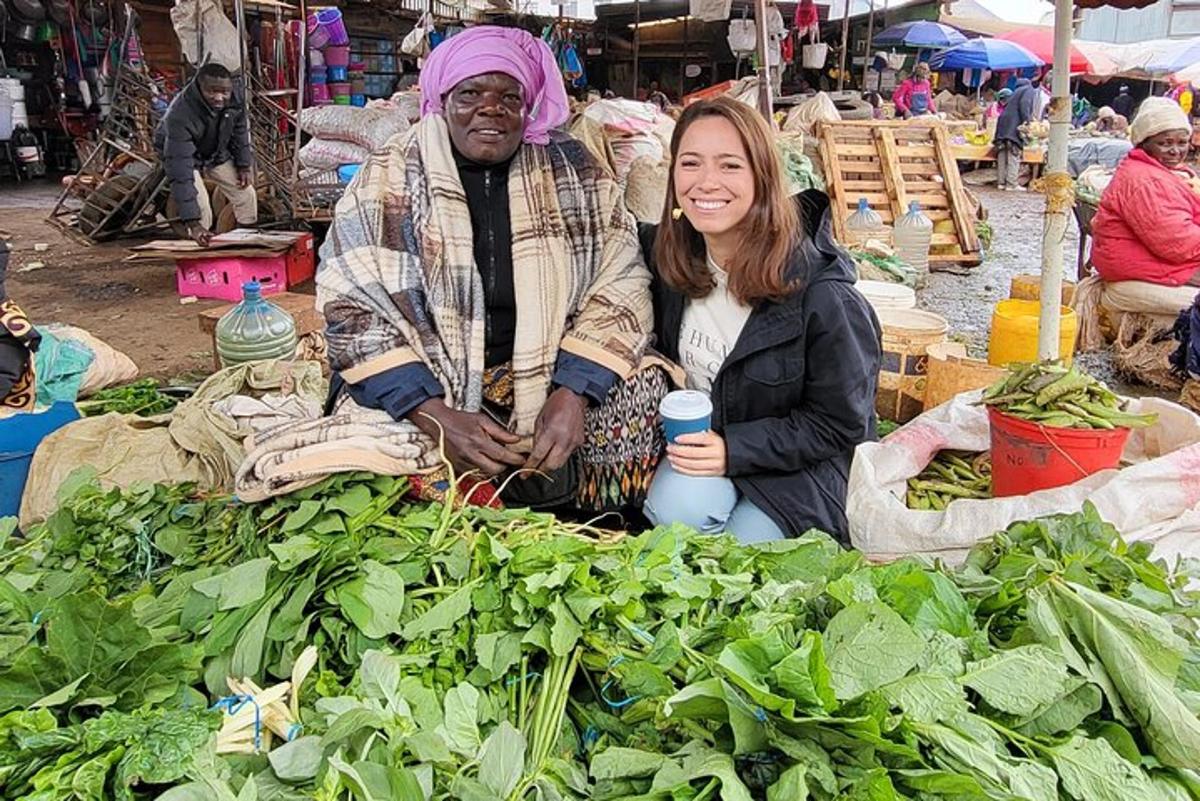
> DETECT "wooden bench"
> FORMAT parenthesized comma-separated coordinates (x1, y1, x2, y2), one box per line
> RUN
(198, 291, 325, 371)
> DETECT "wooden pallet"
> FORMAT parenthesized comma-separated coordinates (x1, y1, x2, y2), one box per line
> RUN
(817, 120, 981, 265)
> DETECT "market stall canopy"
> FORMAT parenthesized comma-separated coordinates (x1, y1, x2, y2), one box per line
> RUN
(928, 38, 1044, 72)
(997, 28, 1093, 73)
(1143, 38, 1200, 76)
(1073, 0, 1154, 7)
(872, 20, 967, 49)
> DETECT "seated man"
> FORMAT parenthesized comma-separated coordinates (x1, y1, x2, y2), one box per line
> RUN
(1091, 97, 1200, 288)
(157, 63, 257, 246)
(238, 27, 662, 510)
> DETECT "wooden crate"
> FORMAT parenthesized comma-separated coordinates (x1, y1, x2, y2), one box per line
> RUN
(817, 120, 981, 265)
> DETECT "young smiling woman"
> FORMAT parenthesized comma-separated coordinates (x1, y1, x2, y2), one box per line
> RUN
(640, 97, 882, 545)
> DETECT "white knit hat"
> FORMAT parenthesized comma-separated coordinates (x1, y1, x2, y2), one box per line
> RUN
(1130, 96, 1192, 146)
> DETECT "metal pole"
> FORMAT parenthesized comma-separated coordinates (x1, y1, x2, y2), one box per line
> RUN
(632, 0, 640, 98)
(681, 15, 688, 101)
(1037, 0, 1073, 361)
(194, 0, 203, 72)
(755, 0, 773, 119)
(292, 0, 307, 184)
(233, 0, 252, 194)
(838, 0, 851, 91)
(861, 0, 874, 91)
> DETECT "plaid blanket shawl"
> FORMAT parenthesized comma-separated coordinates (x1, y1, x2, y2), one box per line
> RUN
(236, 116, 652, 500)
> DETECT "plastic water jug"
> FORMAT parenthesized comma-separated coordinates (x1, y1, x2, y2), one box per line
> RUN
(215, 281, 298, 367)
(893, 201, 933, 288)
(845, 197, 891, 247)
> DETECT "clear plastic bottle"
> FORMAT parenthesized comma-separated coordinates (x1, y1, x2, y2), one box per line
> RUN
(215, 281, 298, 367)
(893, 201, 933, 288)
(845, 197, 891, 247)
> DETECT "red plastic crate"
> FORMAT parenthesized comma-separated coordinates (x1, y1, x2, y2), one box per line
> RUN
(176, 256, 288, 302)
(285, 233, 316, 286)
(175, 233, 315, 301)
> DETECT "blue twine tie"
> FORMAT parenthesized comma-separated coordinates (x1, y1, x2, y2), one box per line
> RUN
(211, 693, 263, 751)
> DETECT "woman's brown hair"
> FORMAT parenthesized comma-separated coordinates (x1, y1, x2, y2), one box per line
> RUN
(653, 96, 800, 305)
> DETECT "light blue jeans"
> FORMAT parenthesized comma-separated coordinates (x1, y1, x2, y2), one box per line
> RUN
(642, 462, 787, 544)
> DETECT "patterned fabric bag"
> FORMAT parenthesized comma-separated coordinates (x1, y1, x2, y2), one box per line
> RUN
(575, 364, 669, 513)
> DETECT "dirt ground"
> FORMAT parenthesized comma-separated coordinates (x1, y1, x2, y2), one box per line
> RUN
(3, 180, 225, 379)
(0, 178, 1137, 390)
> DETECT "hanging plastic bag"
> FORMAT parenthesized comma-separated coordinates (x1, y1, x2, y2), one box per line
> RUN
(32, 327, 94, 405)
(561, 43, 584, 83)
(689, 0, 732, 23)
(170, 0, 241, 71)
(727, 18, 756, 57)
(401, 13, 431, 58)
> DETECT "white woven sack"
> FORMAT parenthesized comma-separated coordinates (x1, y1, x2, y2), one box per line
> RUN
(727, 19, 756, 56)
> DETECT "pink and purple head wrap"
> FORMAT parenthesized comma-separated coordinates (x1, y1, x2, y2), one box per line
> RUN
(418, 26, 570, 146)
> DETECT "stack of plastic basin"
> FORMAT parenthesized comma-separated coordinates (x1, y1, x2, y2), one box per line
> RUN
(324, 45, 350, 68)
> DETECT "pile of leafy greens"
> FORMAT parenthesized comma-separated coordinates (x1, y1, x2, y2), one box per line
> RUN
(0, 473, 1198, 801)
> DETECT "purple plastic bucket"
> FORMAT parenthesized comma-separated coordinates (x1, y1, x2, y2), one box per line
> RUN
(310, 83, 331, 104)
(323, 45, 350, 67)
(316, 8, 349, 46)
(306, 14, 330, 49)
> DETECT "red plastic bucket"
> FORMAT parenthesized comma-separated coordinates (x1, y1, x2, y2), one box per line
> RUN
(988, 406, 1130, 497)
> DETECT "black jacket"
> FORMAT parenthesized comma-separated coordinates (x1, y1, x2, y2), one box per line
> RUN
(995, 79, 1039, 147)
(641, 191, 881, 543)
(155, 79, 252, 223)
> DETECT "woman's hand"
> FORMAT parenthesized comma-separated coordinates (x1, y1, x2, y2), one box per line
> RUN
(667, 431, 727, 477)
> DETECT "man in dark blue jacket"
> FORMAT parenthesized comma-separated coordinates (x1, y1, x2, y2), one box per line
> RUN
(156, 64, 256, 245)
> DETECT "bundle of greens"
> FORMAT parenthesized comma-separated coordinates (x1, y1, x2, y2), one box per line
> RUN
(0, 474, 1197, 801)
(76, 380, 181, 418)
(981, 362, 1159, 430)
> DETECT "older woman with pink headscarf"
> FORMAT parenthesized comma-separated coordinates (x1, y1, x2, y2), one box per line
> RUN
(312, 26, 663, 514)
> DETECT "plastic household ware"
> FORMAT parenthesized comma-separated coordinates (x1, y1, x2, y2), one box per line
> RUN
(987, 299, 1078, 367)
(845, 197, 891, 247)
(874, 307, 949, 424)
(308, 48, 325, 67)
(350, 94, 366, 107)
(893, 201, 933, 288)
(348, 61, 366, 77)
(330, 82, 351, 100)
(327, 65, 348, 82)
(308, 67, 327, 83)
(854, 280, 915, 312)
(0, 401, 80, 517)
(659, 390, 713, 444)
(333, 95, 351, 106)
(309, 83, 331, 105)
(338, 164, 361, 183)
(315, 7, 349, 46)
(214, 281, 298, 368)
(988, 405, 1129, 497)
(305, 13, 330, 49)
(324, 45, 351, 67)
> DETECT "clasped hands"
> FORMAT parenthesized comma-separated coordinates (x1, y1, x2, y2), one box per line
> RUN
(411, 387, 589, 478)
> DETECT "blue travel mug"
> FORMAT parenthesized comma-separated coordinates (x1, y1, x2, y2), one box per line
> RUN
(659, 390, 713, 444)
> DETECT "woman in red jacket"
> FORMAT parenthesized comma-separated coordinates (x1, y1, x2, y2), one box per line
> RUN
(1091, 97, 1200, 287)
